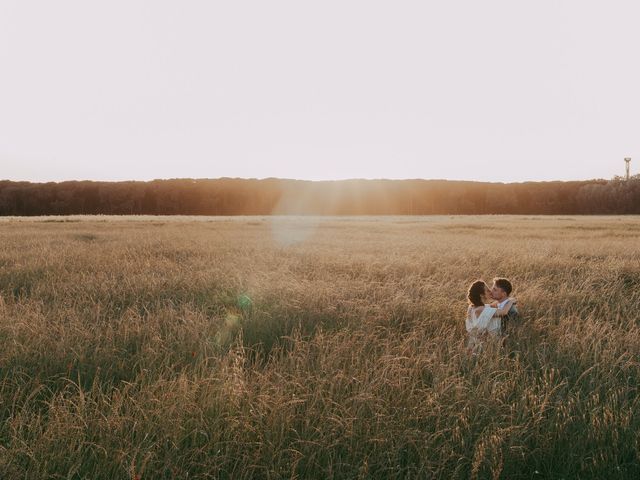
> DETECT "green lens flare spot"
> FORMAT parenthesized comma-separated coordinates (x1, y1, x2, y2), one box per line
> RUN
(237, 294, 253, 310)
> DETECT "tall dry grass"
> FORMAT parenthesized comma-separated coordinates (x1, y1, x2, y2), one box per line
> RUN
(0, 215, 639, 479)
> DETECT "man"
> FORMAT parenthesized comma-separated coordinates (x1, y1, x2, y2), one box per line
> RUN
(490, 277, 520, 336)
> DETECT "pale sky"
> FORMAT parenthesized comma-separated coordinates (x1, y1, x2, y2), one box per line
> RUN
(1, 1, 638, 183)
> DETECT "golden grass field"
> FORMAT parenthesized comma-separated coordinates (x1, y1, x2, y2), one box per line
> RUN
(0, 215, 639, 479)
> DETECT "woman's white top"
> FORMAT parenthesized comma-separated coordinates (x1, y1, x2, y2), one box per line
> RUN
(466, 305, 502, 336)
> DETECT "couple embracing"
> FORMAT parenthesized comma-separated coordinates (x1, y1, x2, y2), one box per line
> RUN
(465, 277, 520, 354)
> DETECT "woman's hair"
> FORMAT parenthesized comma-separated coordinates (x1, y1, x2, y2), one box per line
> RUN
(467, 280, 487, 307)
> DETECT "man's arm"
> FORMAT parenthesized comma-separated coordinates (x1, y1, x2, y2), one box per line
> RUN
(506, 304, 520, 320)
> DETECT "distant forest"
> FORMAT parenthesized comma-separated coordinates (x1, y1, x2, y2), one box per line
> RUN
(1, 176, 639, 216)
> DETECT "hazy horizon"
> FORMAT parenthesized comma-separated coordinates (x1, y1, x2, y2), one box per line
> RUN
(2, 1, 639, 183)
(0, 174, 623, 185)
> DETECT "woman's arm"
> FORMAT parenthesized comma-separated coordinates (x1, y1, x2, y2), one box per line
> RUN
(466, 305, 485, 332)
(495, 299, 515, 316)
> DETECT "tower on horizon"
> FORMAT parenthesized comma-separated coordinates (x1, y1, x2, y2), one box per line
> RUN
(625, 157, 631, 180)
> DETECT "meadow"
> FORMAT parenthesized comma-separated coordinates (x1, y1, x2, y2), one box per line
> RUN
(0, 215, 639, 479)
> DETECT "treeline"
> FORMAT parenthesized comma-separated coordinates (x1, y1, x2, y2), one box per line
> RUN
(1, 176, 639, 216)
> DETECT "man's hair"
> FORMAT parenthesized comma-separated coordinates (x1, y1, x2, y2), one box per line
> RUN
(492, 277, 513, 296)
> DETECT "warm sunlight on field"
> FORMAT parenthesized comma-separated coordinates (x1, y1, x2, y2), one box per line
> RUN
(0, 216, 639, 478)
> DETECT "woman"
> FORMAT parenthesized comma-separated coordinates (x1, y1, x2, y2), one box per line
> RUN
(466, 280, 515, 354)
